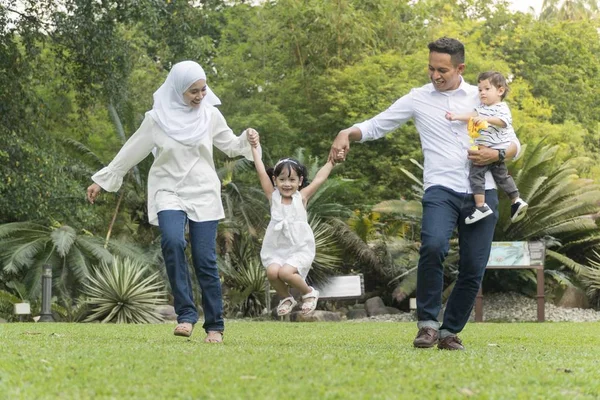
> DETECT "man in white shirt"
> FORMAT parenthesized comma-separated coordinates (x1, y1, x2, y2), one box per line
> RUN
(329, 37, 519, 350)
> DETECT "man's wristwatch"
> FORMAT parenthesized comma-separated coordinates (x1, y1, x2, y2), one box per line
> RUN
(497, 149, 506, 162)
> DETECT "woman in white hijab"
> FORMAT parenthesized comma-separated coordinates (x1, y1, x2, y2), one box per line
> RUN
(87, 61, 259, 343)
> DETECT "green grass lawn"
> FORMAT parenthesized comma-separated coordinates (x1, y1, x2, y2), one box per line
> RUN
(1, 321, 599, 399)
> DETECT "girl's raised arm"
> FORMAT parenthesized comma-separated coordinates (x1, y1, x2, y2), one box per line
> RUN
(300, 159, 335, 203)
(250, 136, 275, 200)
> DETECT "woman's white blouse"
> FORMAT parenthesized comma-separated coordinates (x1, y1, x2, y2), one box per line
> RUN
(92, 106, 254, 226)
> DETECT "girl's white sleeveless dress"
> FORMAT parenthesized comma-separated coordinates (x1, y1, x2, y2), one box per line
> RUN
(260, 189, 316, 279)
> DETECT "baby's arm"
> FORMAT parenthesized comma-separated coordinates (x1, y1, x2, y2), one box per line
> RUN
(446, 111, 477, 122)
(473, 104, 510, 128)
(474, 114, 507, 128)
(300, 159, 335, 202)
(248, 132, 275, 200)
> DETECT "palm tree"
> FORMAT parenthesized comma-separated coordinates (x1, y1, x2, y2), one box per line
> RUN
(497, 142, 600, 264)
(583, 251, 600, 307)
(0, 221, 155, 303)
(484, 142, 600, 295)
(218, 232, 267, 317)
(0, 222, 107, 300)
(540, 0, 599, 20)
(347, 141, 600, 301)
(326, 200, 424, 302)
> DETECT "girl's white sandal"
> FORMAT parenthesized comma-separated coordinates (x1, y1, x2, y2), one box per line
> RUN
(276, 296, 297, 316)
(301, 287, 320, 315)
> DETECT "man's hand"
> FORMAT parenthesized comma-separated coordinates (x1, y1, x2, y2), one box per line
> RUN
(467, 146, 499, 166)
(329, 128, 353, 163)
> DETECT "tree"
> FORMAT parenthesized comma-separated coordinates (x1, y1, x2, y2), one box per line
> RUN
(488, 18, 600, 129)
(348, 140, 600, 303)
(0, 2, 96, 225)
(540, 0, 599, 20)
(0, 221, 155, 304)
(496, 142, 600, 258)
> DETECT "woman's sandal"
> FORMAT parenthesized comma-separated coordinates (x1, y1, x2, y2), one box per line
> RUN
(301, 287, 320, 315)
(173, 322, 194, 337)
(204, 331, 224, 343)
(276, 296, 298, 316)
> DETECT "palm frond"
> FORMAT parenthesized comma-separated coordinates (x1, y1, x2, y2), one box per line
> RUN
(583, 252, 600, 298)
(541, 218, 598, 238)
(0, 222, 48, 239)
(3, 237, 49, 274)
(306, 179, 353, 219)
(75, 236, 114, 264)
(309, 217, 343, 283)
(0, 290, 21, 305)
(50, 225, 77, 258)
(400, 167, 423, 187)
(545, 270, 575, 288)
(59, 137, 105, 169)
(545, 249, 588, 275)
(328, 218, 383, 274)
(65, 247, 91, 285)
(104, 237, 155, 266)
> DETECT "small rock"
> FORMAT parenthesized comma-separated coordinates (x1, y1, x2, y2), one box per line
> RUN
(291, 310, 342, 322)
(155, 305, 177, 321)
(555, 286, 589, 309)
(346, 309, 368, 320)
(365, 296, 388, 316)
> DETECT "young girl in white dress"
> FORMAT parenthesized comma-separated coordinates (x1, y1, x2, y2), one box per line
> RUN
(248, 131, 339, 316)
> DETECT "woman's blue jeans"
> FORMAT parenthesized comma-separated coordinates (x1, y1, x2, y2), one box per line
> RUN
(158, 210, 224, 332)
(417, 185, 498, 335)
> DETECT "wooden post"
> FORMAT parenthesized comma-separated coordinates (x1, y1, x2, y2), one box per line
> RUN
(536, 267, 545, 322)
(475, 287, 483, 322)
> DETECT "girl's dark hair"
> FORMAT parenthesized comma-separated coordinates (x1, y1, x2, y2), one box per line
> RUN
(266, 158, 309, 189)
(478, 71, 510, 100)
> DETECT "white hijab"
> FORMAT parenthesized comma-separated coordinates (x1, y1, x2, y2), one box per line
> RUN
(147, 61, 221, 146)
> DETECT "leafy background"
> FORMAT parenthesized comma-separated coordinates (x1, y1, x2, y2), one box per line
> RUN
(2, 0, 600, 320)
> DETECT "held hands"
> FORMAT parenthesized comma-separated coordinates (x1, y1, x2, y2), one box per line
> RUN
(246, 128, 260, 148)
(328, 150, 345, 166)
(329, 128, 351, 164)
(86, 183, 102, 204)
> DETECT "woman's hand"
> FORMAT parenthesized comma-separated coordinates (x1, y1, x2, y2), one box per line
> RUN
(246, 128, 260, 148)
(86, 183, 102, 204)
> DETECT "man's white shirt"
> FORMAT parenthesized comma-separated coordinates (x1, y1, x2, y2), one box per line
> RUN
(353, 79, 520, 194)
